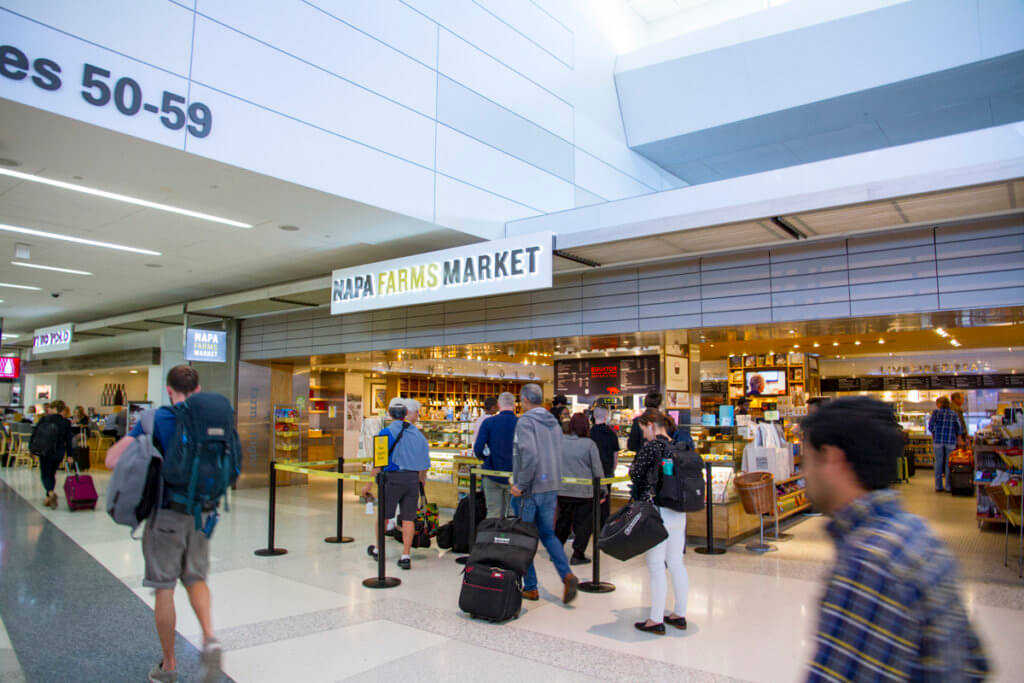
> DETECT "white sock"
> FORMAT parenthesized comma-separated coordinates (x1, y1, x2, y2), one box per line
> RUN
(401, 554, 410, 560)
(385, 519, 396, 531)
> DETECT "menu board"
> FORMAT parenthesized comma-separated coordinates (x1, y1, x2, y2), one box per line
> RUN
(701, 380, 728, 395)
(554, 356, 660, 397)
(822, 374, 1020, 392)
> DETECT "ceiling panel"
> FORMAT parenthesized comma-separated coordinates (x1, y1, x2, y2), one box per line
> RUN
(896, 182, 1013, 223)
(792, 201, 905, 236)
(566, 236, 681, 263)
(661, 221, 783, 251)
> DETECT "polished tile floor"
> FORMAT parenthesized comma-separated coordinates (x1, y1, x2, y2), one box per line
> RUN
(1, 465, 1022, 682)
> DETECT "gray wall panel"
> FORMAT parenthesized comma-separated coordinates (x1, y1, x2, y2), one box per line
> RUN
(436, 75, 574, 182)
(239, 221, 1019, 362)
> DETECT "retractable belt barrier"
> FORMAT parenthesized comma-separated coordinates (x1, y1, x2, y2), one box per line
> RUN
(466, 467, 628, 590)
(254, 459, 375, 558)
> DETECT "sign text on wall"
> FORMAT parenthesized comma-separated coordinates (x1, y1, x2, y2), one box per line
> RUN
(32, 324, 73, 354)
(331, 233, 553, 315)
(185, 328, 227, 363)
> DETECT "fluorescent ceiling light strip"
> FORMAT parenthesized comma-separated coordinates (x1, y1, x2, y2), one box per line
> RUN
(12, 261, 92, 276)
(0, 223, 161, 256)
(0, 282, 42, 290)
(0, 168, 252, 228)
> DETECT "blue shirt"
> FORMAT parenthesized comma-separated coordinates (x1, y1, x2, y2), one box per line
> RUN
(808, 489, 988, 682)
(378, 420, 430, 472)
(474, 410, 517, 482)
(128, 406, 177, 453)
(928, 408, 963, 445)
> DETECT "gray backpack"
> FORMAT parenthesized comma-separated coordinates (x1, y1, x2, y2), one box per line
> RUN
(106, 410, 163, 538)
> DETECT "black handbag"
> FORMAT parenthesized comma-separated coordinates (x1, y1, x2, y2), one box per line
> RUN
(598, 499, 668, 561)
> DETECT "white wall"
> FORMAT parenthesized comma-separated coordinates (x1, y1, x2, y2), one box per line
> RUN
(57, 371, 149, 412)
(0, 0, 679, 241)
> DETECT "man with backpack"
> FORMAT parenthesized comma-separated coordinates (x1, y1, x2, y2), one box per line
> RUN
(106, 365, 239, 683)
(30, 399, 73, 509)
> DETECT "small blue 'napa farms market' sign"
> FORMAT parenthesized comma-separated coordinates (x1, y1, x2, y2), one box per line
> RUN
(185, 329, 226, 363)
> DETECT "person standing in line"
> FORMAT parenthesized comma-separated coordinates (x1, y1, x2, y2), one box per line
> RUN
(630, 409, 689, 636)
(801, 397, 988, 681)
(555, 413, 605, 565)
(588, 405, 619, 522)
(105, 366, 227, 683)
(951, 391, 969, 446)
(511, 383, 578, 604)
(928, 396, 963, 493)
(471, 396, 498, 445)
(30, 399, 73, 509)
(363, 397, 431, 570)
(473, 392, 518, 518)
(627, 391, 663, 453)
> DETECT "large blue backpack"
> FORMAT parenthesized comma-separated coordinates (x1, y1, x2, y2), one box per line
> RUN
(161, 393, 242, 530)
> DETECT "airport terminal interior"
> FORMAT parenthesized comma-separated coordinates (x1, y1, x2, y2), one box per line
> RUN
(2, 1, 1024, 681)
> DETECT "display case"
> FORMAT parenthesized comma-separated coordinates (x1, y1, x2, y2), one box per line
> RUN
(905, 432, 933, 467)
(273, 406, 302, 458)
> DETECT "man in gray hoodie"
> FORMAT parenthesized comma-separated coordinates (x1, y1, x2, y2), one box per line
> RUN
(511, 383, 578, 604)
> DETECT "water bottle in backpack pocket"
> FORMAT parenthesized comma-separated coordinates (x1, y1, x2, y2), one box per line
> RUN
(161, 393, 242, 534)
(653, 443, 706, 513)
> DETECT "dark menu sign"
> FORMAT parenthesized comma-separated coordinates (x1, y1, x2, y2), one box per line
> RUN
(823, 374, 1021, 392)
(701, 380, 728, 395)
(555, 356, 660, 397)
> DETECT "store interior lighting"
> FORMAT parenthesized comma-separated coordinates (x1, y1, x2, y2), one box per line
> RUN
(0, 281, 41, 290)
(0, 168, 252, 228)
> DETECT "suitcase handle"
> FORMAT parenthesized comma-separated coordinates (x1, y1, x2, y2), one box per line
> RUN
(63, 457, 81, 478)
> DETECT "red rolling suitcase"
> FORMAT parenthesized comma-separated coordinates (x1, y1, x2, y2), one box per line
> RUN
(64, 460, 98, 511)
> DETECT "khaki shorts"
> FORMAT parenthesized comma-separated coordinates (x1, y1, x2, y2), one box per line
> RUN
(142, 508, 210, 589)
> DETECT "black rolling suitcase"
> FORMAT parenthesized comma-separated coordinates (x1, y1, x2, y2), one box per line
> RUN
(459, 563, 522, 622)
(468, 516, 538, 577)
(949, 463, 973, 495)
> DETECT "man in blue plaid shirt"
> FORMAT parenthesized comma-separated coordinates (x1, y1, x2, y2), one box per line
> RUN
(801, 397, 988, 682)
(929, 395, 963, 492)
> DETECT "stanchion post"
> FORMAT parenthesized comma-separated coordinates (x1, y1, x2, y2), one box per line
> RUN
(579, 476, 614, 593)
(455, 468, 478, 565)
(325, 454, 353, 544)
(254, 459, 288, 557)
(694, 461, 725, 555)
(363, 470, 401, 588)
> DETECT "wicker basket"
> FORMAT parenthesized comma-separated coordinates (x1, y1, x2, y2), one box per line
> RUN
(735, 472, 775, 516)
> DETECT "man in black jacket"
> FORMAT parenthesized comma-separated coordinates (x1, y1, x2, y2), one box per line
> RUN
(30, 399, 72, 509)
(627, 392, 662, 453)
(589, 405, 619, 522)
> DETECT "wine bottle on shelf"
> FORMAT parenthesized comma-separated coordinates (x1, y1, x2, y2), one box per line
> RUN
(113, 384, 124, 406)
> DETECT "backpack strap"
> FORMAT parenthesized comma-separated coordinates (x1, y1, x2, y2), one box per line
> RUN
(389, 422, 410, 456)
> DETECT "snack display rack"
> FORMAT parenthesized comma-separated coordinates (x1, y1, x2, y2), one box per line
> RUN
(273, 406, 302, 458)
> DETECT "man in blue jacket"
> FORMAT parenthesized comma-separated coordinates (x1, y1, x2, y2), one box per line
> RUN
(474, 392, 518, 518)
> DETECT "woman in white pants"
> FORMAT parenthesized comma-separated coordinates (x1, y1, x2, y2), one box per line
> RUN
(629, 408, 689, 635)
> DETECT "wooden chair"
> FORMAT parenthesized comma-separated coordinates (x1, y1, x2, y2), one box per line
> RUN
(10, 433, 35, 469)
(91, 429, 115, 468)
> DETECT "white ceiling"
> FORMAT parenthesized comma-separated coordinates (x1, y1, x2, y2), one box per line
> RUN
(0, 99, 477, 336)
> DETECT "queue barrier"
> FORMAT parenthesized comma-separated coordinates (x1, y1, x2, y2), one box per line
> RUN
(467, 467, 628, 591)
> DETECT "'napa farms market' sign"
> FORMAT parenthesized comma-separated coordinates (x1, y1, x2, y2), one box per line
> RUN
(33, 323, 73, 354)
(185, 328, 227, 363)
(331, 233, 553, 315)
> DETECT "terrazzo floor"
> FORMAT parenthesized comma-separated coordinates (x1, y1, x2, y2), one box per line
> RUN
(1, 465, 1022, 682)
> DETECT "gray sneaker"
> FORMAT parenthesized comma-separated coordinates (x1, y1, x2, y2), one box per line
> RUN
(199, 639, 223, 683)
(148, 661, 177, 683)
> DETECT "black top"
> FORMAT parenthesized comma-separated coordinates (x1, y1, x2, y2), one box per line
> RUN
(627, 416, 645, 453)
(589, 423, 619, 478)
(31, 414, 73, 460)
(629, 435, 671, 501)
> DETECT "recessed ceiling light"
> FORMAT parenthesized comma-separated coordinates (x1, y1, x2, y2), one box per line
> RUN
(0, 282, 41, 291)
(12, 261, 92, 275)
(813, 342, 820, 348)
(877, 339, 885, 344)
(0, 168, 252, 228)
(854, 341, 861, 346)
(129, 369, 139, 374)
(935, 328, 949, 337)
(832, 341, 839, 346)
(0, 223, 161, 256)
(788, 329, 795, 334)
(279, 225, 300, 232)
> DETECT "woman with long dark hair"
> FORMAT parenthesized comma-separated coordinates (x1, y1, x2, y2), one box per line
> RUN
(629, 408, 689, 635)
(555, 413, 604, 565)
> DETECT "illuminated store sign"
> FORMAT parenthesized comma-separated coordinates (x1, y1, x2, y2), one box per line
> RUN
(185, 328, 227, 363)
(0, 357, 19, 379)
(33, 323, 73, 353)
(331, 233, 553, 315)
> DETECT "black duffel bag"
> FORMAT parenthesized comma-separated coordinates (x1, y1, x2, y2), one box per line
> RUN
(468, 516, 539, 577)
(598, 499, 668, 561)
